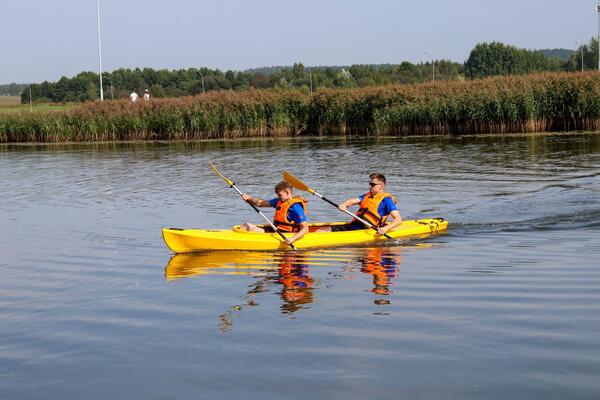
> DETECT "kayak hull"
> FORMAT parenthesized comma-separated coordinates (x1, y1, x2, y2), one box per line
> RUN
(162, 218, 448, 253)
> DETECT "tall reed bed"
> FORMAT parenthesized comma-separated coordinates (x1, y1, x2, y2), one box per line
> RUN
(372, 73, 600, 135)
(1, 72, 599, 143)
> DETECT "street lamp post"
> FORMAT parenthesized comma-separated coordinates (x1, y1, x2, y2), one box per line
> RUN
(575, 41, 584, 72)
(97, 0, 104, 100)
(103, 74, 114, 100)
(597, 1, 600, 70)
(199, 69, 205, 94)
(425, 52, 434, 81)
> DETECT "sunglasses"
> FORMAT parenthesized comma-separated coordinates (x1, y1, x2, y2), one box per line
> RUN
(369, 181, 381, 187)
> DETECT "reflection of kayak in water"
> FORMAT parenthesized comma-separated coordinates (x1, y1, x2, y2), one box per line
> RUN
(165, 251, 281, 281)
(162, 218, 447, 253)
(166, 251, 317, 316)
(166, 245, 439, 332)
(164, 250, 334, 281)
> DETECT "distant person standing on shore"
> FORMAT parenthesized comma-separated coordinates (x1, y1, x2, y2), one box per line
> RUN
(143, 89, 150, 101)
(130, 91, 139, 103)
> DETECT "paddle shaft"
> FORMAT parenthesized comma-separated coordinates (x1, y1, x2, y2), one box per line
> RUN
(229, 183, 297, 250)
(312, 191, 394, 240)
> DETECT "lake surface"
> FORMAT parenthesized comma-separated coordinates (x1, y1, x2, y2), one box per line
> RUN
(1, 133, 600, 399)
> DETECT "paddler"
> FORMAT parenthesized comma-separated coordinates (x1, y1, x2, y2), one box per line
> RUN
(240, 181, 309, 246)
(320, 173, 402, 234)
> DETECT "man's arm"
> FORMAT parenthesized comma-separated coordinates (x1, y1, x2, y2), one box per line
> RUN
(338, 197, 361, 211)
(285, 221, 309, 245)
(241, 193, 271, 207)
(377, 210, 402, 235)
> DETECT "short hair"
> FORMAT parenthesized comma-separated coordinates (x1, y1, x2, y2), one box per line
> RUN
(274, 181, 293, 193)
(369, 173, 386, 184)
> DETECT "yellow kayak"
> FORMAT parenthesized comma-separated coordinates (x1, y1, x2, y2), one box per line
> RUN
(162, 218, 447, 253)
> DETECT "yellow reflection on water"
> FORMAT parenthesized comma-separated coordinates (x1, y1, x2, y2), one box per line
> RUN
(165, 251, 282, 280)
(164, 250, 350, 281)
(164, 244, 437, 332)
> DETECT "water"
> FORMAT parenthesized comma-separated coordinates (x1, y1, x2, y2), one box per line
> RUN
(1, 133, 600, 399)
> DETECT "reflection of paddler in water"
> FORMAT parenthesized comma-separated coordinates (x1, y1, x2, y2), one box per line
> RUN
(277, 252, 314, 314)
(219, 276, 268, 333)
(164, 251, 315, 331)
(359, 248, 402, 302)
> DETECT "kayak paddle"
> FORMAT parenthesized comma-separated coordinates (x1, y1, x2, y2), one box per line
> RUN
(209, 160, 297, 250)
(283, 171, 394, 240)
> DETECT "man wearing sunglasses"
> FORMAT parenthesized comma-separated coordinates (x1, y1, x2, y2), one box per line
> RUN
(324, 173, 402, 234)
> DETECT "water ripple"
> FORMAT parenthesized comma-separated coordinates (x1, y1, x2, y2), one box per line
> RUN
(1, 133, 600, 399)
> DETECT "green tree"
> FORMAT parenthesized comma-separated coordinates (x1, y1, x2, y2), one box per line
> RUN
(566, 38, 599, 71)
(465, 42, 561, 79)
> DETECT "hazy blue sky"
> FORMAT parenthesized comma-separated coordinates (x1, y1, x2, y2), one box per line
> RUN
(1, 0, 598, 83)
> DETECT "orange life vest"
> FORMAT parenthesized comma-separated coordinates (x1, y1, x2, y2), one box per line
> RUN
(354, 192, 397, 228)
(273, 196, 307, 233)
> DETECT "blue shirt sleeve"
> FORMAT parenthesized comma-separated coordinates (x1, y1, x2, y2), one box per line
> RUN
(378, 197, 398, 217)
(358, 194, 365, 202)
(268, 198, 278, 208)
(287, 203, 307, 224)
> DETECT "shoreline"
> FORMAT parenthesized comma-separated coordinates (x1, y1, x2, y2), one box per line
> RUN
(1, 130, 598, 148)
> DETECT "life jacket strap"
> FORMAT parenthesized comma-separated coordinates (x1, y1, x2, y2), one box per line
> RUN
(356, 208, 386, 227)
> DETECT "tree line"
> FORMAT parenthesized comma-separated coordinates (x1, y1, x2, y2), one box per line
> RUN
(21, 62, 462, 104)
(19, 39, 598, 104)
(0, 83, 28, 96)
(465, 40, 597, 78)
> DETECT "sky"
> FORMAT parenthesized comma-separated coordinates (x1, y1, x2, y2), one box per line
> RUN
(1, 0, 599, 83)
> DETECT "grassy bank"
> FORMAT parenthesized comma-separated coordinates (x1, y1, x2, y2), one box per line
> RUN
(1, 72, 599, 142)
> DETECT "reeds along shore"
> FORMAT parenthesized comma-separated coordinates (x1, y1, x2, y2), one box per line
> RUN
(1, 72, 599, 143)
